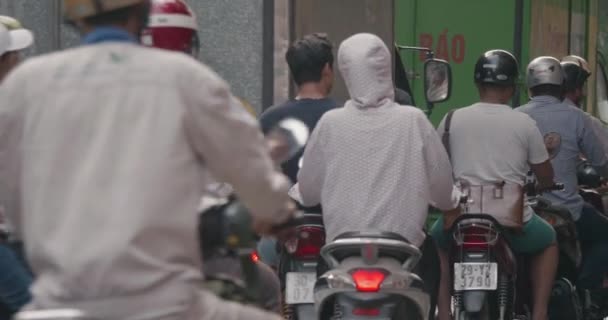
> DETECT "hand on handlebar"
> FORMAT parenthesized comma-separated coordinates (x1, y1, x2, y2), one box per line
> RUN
(252, 200, 298, 240)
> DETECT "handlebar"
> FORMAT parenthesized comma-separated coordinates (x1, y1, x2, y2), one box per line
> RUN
(269, 211, 308, 233)
(526, 182, 564, 197)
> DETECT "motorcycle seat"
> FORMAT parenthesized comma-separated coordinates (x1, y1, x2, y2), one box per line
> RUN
(334, 231, 410, 243)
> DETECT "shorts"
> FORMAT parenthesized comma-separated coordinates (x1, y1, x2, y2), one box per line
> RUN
(430, 213, 556, 254)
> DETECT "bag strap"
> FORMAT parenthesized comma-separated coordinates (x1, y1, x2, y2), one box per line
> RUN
(442, 110, 456, 159)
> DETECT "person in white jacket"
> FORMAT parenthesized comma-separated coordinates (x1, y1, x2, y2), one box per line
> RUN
(295, 33, 459, 247)
(0, 1, 293, 319)
(292, 33, 460, 318)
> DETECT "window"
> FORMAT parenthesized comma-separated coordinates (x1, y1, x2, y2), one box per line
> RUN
(596, 62, 608, 123)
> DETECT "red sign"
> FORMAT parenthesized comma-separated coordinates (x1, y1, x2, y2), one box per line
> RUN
(419, 29, 466, 64)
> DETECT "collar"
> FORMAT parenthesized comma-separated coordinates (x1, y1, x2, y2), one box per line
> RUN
(82, 27, 137, 45)
(474, 102, 512, 110)
(530, 95, 561, 104)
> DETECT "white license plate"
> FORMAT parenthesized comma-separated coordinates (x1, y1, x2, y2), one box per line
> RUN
(285, 272, 316, 304)
(453, 263, 498, 291)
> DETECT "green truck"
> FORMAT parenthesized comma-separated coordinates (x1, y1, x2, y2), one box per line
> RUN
(395, 0, 608, 125)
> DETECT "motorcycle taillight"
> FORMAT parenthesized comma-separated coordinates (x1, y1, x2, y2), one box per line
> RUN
(287, 226, 325, 259)
(351, 269, 386, 292)
(353, 307, 381, 316)
(250, 251, 260, 263)
(461, 226, 492, 250)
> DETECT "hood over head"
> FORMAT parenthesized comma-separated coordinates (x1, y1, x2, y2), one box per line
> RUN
(338, 33, 395, 109)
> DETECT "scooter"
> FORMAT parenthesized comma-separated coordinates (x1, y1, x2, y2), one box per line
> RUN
(527, 183, 584, 320)
(314, 231, 430, 320)
(448, 181, 564, 320)
(277, 212, 325, 320)
(199, 118, 310, 310)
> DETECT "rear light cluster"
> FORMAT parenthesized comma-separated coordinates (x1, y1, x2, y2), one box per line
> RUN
(351, 269, 386, 292)
(461, 226, 492, 251)
(285, 226, 325, 259)
(250, 251, 260, 263)
(353, 307, 381, 316)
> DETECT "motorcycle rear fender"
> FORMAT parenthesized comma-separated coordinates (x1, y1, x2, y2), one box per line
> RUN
(463, 290, 488, 313)
(314, 268, 430, 317)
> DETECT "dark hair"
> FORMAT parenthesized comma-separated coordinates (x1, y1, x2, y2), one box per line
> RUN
(394, 88, 413, 105)
(83, 3, 149, 27)
(286, 33, 334, 86)
(530, 84, 562, 98)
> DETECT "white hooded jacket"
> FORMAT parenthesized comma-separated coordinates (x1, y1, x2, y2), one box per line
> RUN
(0, 42, 289, 319)
(295, 33, 459, 246)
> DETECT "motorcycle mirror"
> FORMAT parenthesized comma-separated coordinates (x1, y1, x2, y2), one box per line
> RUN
(424, 59, 452, 104)
(266, 118, 309, 164)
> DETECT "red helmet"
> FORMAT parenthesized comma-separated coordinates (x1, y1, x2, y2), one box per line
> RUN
(141, 0, 199, 56)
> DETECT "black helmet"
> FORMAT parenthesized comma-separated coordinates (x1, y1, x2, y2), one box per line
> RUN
(577, 161, 602, 188)
(561, 57, 591, 92)
(474, 49, 519, 86)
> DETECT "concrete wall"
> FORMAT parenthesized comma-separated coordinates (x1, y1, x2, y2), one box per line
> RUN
(0, 0, 271, 113)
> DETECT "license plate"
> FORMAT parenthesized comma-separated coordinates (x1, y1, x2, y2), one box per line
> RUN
(285, 272, 316, 304)
(453, 263, 498, 291)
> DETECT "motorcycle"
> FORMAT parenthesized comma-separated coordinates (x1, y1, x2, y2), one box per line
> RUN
(526, 179, 584, 320)
(448, 181, 564, 320)
(199, 118, 310, 310)
(277, 212, 325, 320)
(314, 231, 430, 320)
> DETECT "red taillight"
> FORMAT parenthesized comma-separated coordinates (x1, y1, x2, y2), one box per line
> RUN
(462, 226, 490, 250)
(293, 227, 325, 259)
(250, 251, 260, 263)
(353, 308, 381, 316)
(351, 269, 386, 292)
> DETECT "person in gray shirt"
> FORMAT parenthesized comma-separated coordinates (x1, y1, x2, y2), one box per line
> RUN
(516, 56, 608, 292)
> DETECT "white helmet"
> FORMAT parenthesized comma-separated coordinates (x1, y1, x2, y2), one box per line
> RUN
(526, 56, 564, 89)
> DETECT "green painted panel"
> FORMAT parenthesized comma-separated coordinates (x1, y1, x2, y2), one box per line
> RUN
(395, 0, 516, 125)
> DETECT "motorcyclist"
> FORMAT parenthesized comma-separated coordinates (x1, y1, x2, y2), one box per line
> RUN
(257, 33, 338, 268)
(516, 56, 608, 297)
(0, 1, 294, 320)
(0, 16, 34, 317)
(140, 0, 283, 313)
(431, 50, 558, 320)
(293, 33, 460, 319)
(561, 55, 608, 157)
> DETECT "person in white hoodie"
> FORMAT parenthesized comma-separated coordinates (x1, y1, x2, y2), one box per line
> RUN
(293, 33, 460, 318)
(0, 1, 293, 319)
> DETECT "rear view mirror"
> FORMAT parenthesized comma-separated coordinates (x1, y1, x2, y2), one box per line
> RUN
(266, 118, 310, 165)
(424, 59, 452, 104)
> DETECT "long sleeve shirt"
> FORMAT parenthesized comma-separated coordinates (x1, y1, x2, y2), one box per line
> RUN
(0, 41, 290, 318)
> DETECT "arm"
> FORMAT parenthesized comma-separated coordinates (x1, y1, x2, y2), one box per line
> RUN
(295, 117, 326, 206)
(530, 161, 554, 189)
(588, 116, 608, 158)
(182, 64, 291, 225)
(579, 113, 608, 178)
(0, 71, 25, 239)
(420, 113, 459, 211)
(525, 120, 554, 188)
